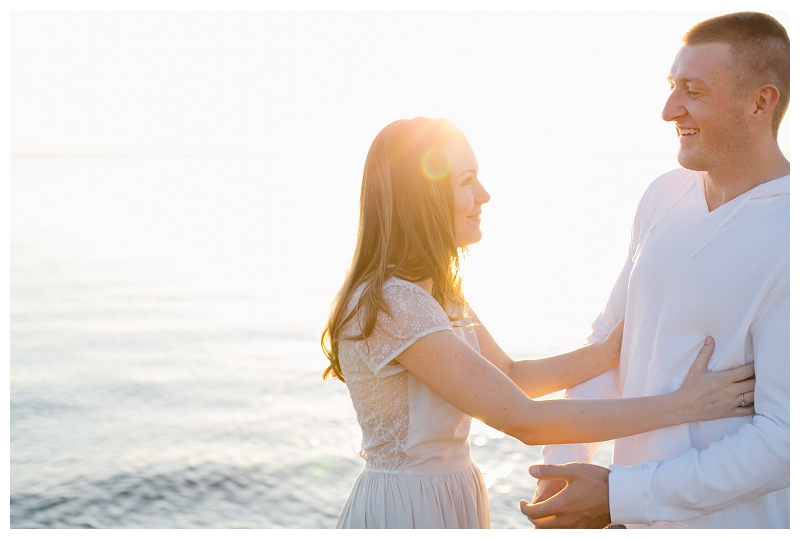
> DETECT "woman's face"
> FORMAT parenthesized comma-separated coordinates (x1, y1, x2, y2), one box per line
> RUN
(448, 140, 490, 248)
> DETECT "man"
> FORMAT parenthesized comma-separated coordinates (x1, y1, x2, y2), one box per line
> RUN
(520, 12, 789, 528)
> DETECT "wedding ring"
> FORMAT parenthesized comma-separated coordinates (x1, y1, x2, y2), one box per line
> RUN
(739, 393, 747, 407)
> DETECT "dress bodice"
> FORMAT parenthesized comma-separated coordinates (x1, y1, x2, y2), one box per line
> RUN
(338, 278, 481, 473)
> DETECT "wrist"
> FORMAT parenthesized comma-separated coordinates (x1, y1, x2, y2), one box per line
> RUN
(590, 340, 614, 370)
(663, 391, 690, 426)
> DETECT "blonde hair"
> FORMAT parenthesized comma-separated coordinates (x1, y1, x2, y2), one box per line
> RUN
(321, 117, 469, 382)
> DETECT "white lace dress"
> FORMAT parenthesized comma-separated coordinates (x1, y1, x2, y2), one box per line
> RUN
(335, 277, 490, 529)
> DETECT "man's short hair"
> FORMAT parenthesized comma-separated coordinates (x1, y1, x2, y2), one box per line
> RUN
(684, 12, 790, 138)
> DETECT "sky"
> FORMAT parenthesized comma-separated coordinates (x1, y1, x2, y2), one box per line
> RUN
(10, 9, 790, 156)
(8, 8, 794, 351)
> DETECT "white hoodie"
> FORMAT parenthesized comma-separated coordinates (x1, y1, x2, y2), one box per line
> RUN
(542, 168, 790, 528)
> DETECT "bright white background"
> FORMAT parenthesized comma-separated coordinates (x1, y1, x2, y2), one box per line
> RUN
(7, 5, 795, 530)
(10, 8, 791, 354)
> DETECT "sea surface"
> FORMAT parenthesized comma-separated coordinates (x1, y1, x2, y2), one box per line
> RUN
(10, 155, 612, 529)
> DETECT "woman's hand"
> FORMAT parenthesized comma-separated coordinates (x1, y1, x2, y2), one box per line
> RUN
(674, 337, 756, 422)
(593, 319, 624, 370)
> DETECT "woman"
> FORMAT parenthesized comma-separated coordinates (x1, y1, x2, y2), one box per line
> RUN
(321, 117, 754, 529)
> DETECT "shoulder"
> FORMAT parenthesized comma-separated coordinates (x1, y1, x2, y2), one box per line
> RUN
(639, 168, 698, 207)
(358, 278, 454, 376)
(344, 277, 442, 318)
(382, 277, 436, 304)
(380, 277, 449, 322)
(629, 168, 700, 234)
(649, 167, 697, 190)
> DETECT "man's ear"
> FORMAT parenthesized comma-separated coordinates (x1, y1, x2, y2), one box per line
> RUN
(749, 84, 780, 127)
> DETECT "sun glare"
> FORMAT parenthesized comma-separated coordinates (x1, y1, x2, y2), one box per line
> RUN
(421, 147, 453, 181)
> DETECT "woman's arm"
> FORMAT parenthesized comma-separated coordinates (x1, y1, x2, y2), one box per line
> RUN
(394, 330, 754, 446)
(469, 308, 621, 399)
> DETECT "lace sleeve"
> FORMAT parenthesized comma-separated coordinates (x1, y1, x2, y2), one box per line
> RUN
(362, 279, 454, 378)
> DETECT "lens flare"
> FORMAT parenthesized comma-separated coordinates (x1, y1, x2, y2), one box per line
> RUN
(421, 147, 452, 181)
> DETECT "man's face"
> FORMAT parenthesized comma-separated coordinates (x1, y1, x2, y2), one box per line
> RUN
(662, 43, 752, 174)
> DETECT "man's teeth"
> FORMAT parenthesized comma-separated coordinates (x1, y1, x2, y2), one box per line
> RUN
(679, 129, 700, 136)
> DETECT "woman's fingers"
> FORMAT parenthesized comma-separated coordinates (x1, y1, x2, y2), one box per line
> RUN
(681, 338, 757, 420)
(612, 318, 625, 336)
(733, 377, 756, 395)
(605, 319, 625, 353)
(723, 361, 756, 382)
(732, 388, 755, 406)
(731, 390, 757, 416)
(689, 337, 715, 374)
(740, 390, 755, 405)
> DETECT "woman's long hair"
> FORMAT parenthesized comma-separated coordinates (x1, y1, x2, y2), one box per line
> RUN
(321, 117, 469, 382)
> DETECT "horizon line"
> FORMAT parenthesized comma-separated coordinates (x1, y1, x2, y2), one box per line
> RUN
(10, 148, 238, 158)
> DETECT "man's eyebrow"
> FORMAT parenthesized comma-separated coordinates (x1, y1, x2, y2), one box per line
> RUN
(667, 75, 709, 86)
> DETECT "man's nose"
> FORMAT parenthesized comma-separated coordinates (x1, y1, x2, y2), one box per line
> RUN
(662, 90, 684, 123)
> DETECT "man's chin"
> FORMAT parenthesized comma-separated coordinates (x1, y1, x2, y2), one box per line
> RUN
(676, 151, 707, 172)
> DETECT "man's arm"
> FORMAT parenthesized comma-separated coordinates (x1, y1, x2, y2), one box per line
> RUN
(523, 275, 789, 527)
(609, 275, 789, 525)
(530, 208, 639, 508)
(538, 245, 632, 466)
(539, 174, 667, 468)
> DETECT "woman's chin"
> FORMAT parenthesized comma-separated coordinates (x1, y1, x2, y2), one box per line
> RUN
(456, 232, 482, 248)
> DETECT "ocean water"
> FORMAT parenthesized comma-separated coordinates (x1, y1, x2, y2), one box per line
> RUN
(10, 155, 612, 529)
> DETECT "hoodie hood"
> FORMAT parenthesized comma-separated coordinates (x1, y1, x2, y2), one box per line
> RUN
(633, 173, 789, 262)
(689, 174, 790, 258)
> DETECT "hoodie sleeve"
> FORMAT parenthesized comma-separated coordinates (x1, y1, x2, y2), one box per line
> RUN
(539, 261, 628, 464)
(540, 180, 654, 465)
(608, 273, 790, 525)
(541, 169, 701, 467)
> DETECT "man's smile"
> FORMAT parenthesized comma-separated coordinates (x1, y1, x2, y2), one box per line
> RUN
(677, 127, 700, 136)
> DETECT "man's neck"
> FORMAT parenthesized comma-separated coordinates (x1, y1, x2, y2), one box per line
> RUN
(704, 141, 790, 212)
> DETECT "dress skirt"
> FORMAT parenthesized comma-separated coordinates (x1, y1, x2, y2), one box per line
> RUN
(335, 461, 490, 529)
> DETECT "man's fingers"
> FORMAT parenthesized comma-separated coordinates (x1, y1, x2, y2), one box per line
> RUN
(533, 479, 566, 503)
(519, 495, 560, 521)
(529, 464, 582, 482)
(529, 464, 553, 479)
(529, 464, 566, 481)
(531, 516, 559, 529)
(519, 501, 560, 528)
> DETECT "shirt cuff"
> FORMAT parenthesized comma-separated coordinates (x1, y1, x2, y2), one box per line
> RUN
(608, 461, 659, 526)
(540, 444, 591, 465)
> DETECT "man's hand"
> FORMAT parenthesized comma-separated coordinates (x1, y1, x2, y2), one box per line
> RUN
(519, 463, 611, 528)
(533, 478, 566, 504)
